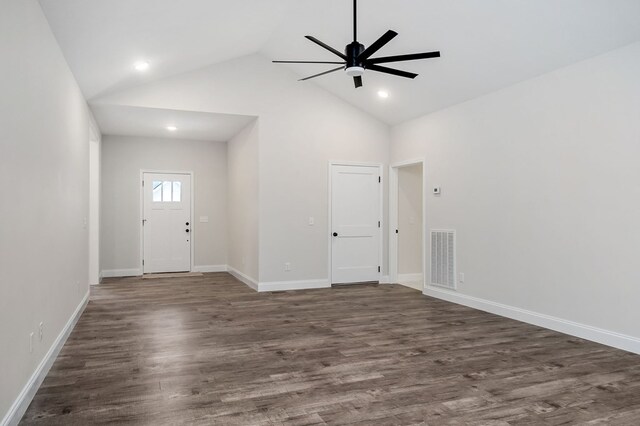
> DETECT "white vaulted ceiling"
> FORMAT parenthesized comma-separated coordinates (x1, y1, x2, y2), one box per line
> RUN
(40, 0, 640, 125)
(38, 0, 291, 100)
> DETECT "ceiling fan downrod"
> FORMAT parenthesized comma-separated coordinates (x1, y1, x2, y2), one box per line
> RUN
(353, 0, 357, 42)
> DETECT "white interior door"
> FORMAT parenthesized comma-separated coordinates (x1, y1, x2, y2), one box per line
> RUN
(143, 173, 191, 273)
(331, 164, 381, 284)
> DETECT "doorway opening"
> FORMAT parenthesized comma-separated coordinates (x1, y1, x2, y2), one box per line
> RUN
(141, 171, 193, 274)
(389, 160, 425, 291)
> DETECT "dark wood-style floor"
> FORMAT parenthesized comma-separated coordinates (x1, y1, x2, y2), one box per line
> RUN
(21, 273, 640, 425)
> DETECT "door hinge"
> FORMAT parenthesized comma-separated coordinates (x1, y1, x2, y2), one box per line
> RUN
(142, 259, 144, 266)
(378, 176, 381, 183)
(378, 266, 381, 273)
(378, 221, 380, 228)
(142, 180, 144, 187)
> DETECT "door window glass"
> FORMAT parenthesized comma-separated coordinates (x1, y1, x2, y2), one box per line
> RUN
(162, 181, 172, 202)
(152, 180, 183, 202)
(152, 181, 162, 202)
(172, 182, 181, 202)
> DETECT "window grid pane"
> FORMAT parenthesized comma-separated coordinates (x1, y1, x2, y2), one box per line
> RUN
(162, 181, 172, 202)
(152, 181, 162, 202)
(172, 181, 181, 202)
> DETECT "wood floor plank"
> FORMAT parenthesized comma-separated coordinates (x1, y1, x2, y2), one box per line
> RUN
(19, 273, 640, 425)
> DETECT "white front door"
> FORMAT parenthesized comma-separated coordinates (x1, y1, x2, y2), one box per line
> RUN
(331, 164, 381, 284)
(143, 173, 191, 273)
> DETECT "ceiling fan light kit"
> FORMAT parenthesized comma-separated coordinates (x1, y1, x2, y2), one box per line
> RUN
(345, 66, 364, 77)
(273, 0, 441, 88)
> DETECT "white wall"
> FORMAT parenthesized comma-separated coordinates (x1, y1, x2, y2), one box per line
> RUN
(94, 54, 391, 285)
(398, 164, 423, 276)
(257, 89, 390, 285)
(227, 120, 260, 282)
(391, 42, 640, 347)
(101, 135, 228, 275)
(0, 0, 93, 421)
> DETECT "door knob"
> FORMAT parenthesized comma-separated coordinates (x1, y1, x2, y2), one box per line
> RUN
(186, 229, 190, 233)
(332, 232, 338, 237)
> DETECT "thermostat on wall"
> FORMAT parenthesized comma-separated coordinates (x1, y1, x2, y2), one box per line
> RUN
(433, 187, 441, 195)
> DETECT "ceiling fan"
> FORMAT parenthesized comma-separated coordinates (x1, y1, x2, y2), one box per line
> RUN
(273, 0, 441, 88)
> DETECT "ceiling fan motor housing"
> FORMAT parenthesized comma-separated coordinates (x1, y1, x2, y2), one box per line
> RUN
(345, 41, 365, 76)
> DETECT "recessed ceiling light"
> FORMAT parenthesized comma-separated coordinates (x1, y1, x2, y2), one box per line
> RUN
(166, 126, 177, 131)
(377, 90, 389, 99)
(134, 61, 150, 72)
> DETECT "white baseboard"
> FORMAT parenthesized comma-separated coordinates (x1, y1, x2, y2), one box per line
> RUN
(398, 273, 424, 291)
(259, 279, 330, 292)
(192, 265, 227, 273)
(398, 273, 423, 282)
(227, 266, 259, 291)
(101, 268, 141, 278)
(423, 286, 640, 355)
(103, 266, 227, 277)
(401, 281, 423, 291)
(2, 290, 89, 426)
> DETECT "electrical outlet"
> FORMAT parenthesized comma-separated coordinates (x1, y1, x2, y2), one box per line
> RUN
(284, 262, 291, 272)
(29, 332, 34, 353)
(39, 322, 43, 341)
(459, 272, 465, 284)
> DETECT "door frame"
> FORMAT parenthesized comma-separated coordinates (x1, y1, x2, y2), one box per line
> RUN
(139, 170, 195, 275)
(88, 123, 101, 285)
(389, 159, 427, 291)
(327, 161, 384, 285)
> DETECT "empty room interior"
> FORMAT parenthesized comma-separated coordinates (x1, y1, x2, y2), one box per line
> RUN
(2, 0, 640, 424)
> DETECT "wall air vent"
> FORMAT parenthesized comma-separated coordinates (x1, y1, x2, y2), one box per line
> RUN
(430, 230, 456, 289)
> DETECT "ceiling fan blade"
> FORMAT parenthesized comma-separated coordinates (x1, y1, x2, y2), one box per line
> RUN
(353, 76, 363, 88)
(366, 64, 418, 79)
(305, 36, 348, 60)
(366, 51, 441, 65)
(299, 66, 345, 81)
(273, 60, 346, 64)
(358, 30, 398, 61)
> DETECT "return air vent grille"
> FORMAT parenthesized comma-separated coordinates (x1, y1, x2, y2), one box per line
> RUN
(430, 230, 456, 289)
